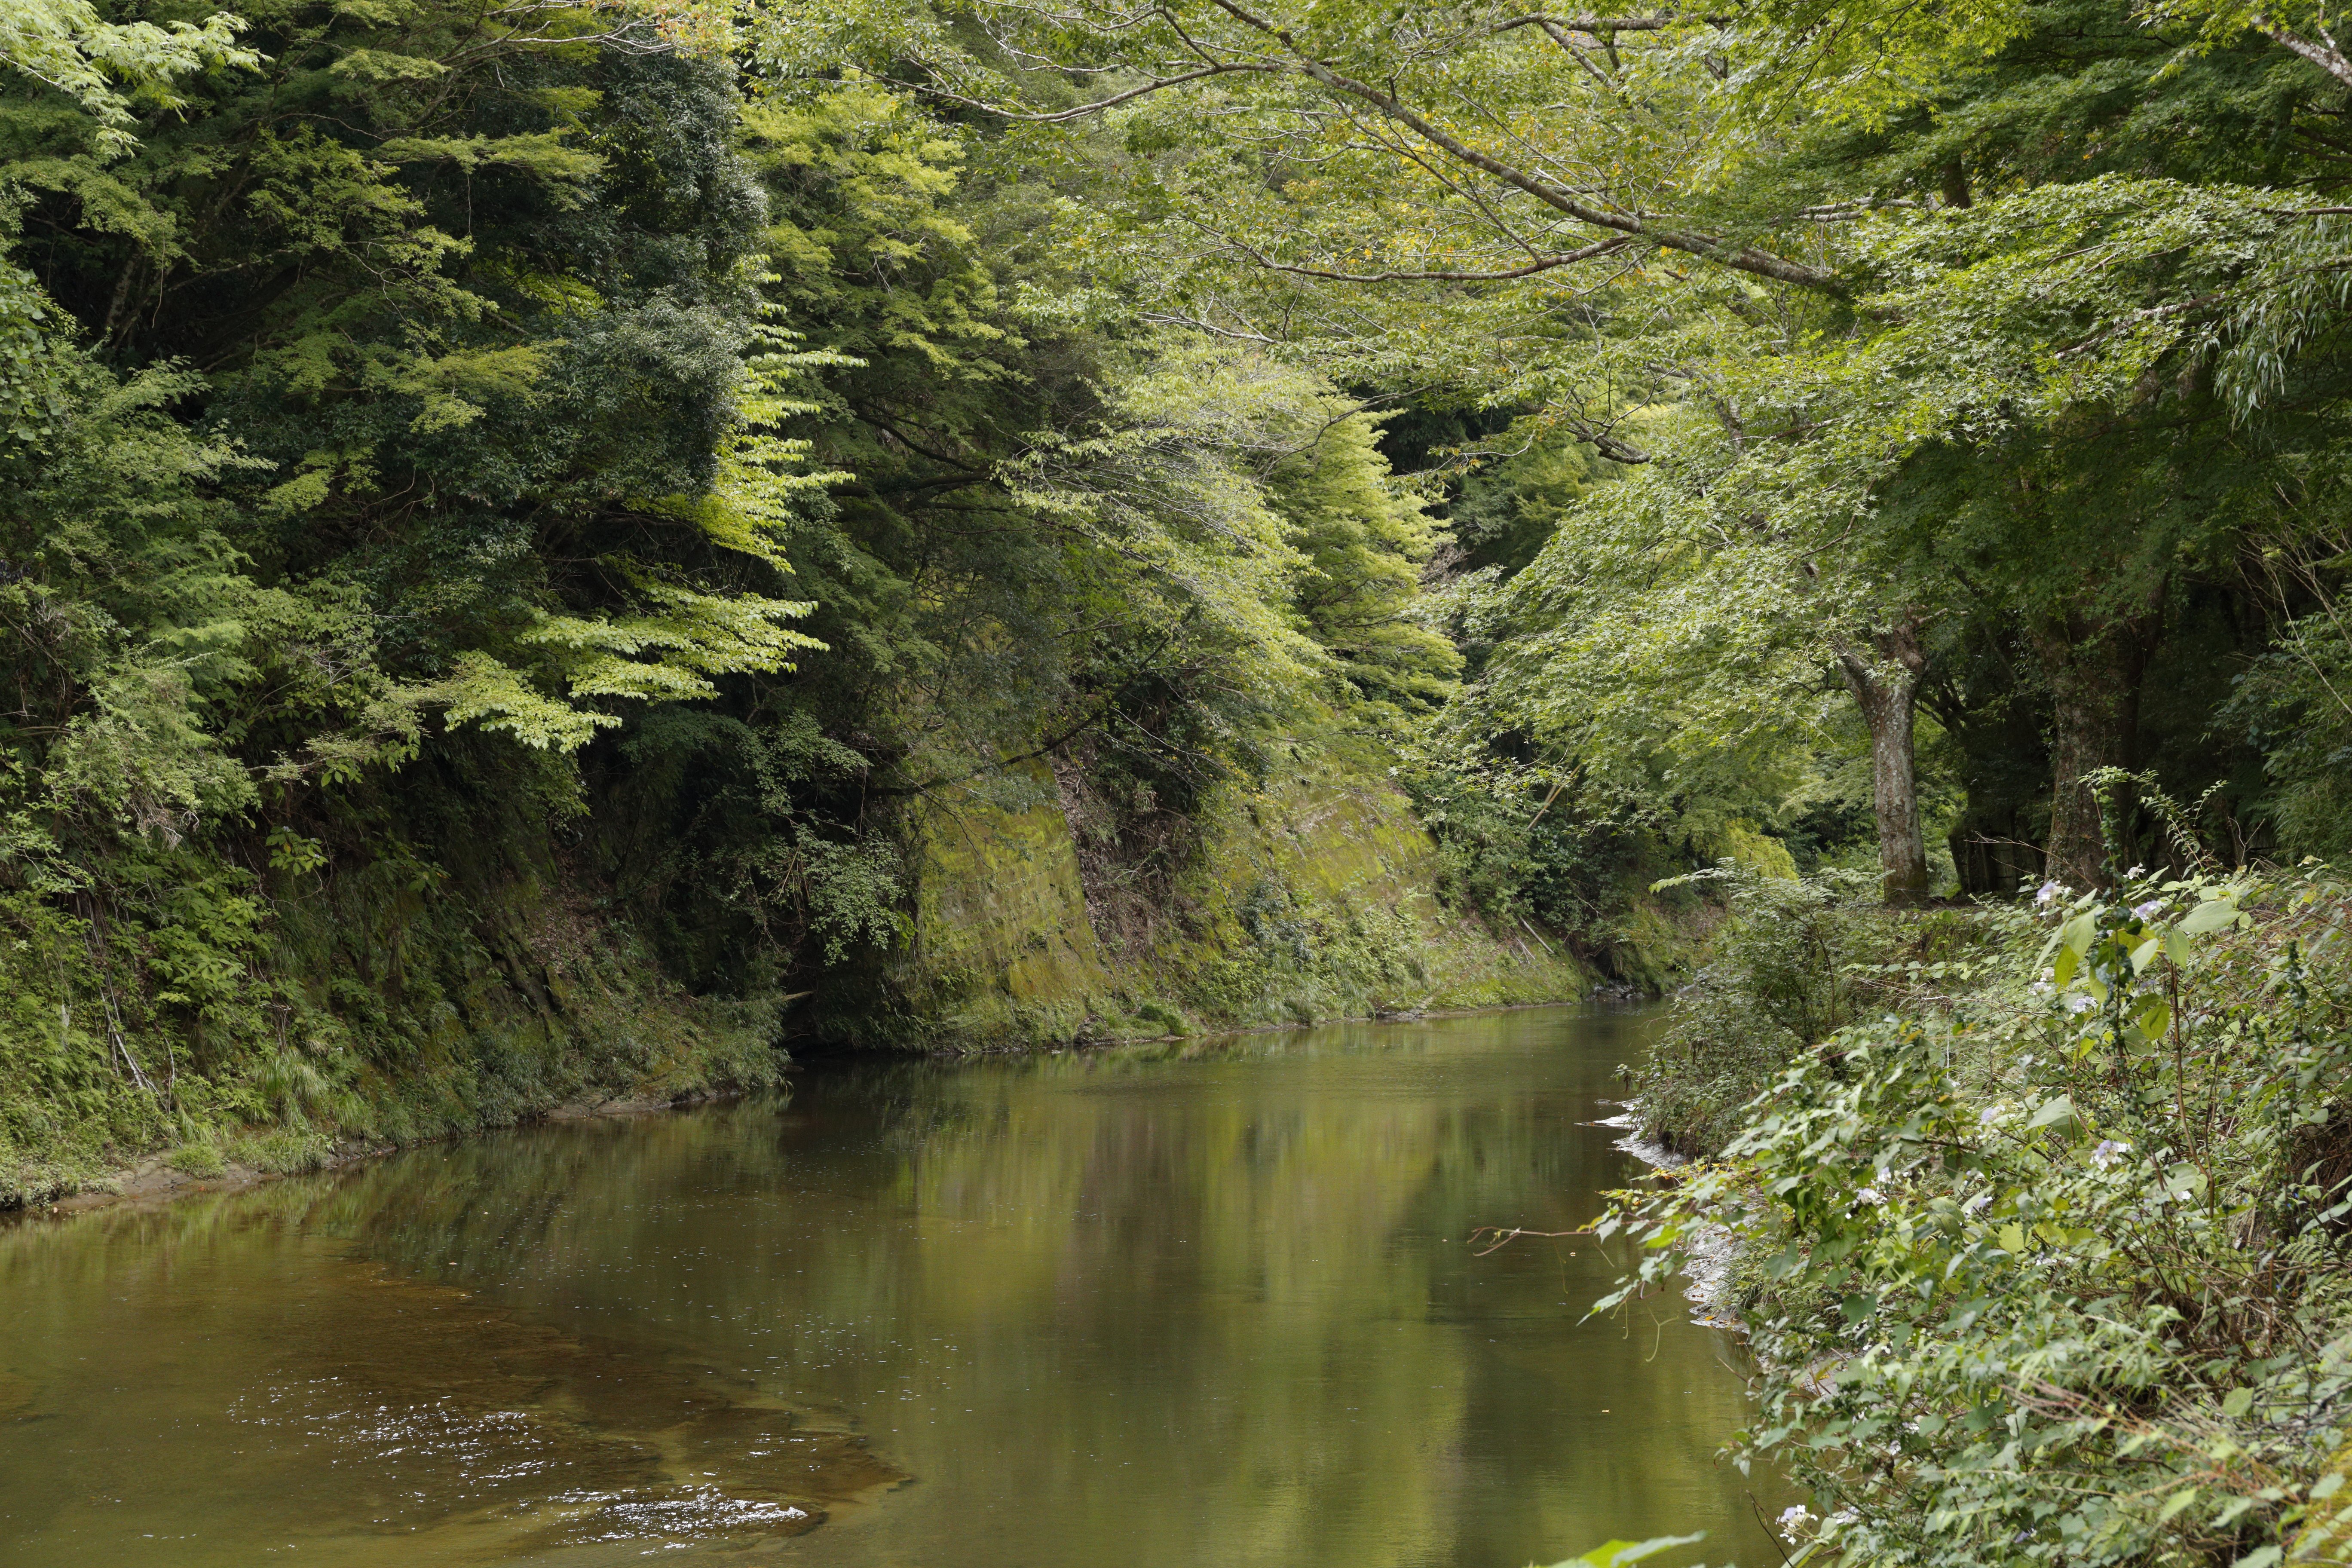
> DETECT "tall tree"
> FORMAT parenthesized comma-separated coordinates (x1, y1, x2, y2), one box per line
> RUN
(760, 0, 2352, 888)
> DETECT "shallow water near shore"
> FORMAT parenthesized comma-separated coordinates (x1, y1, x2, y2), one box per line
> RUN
(0, 1004, 1778, 1567)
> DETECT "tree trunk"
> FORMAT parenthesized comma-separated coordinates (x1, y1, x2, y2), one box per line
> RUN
(2028, 612, 2156, 889)
(1836, 619, 1931, 906)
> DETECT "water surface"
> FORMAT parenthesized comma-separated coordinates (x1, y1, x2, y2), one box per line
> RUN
(0, 1004, 1776, 1566)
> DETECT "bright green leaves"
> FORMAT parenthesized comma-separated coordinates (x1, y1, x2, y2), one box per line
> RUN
(0, 256, 77, 447)
(412, 333, 844, 752)
(434, 651, 616, 751)
(0, 0, 257, 156)
(2179, 894, 2248, 935)
(524, 581, 822, 706)
(326, 47, 447, 83)
(1733, 0, 2037, 134)
(2026, 1093, 2079, 1133)
(1543, 1535, 1707, 1568)
(0, 0, 857, 825)
(2037, 876, 2248, 1064)
(1001, 333, 1451, 725)
(738, 87, 1003, 379)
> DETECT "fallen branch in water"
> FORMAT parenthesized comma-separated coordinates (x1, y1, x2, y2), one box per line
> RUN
(1468, 1224, 1594, 1255)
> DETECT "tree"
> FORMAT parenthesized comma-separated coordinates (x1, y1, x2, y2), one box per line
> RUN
(756, 0, 2352, 890)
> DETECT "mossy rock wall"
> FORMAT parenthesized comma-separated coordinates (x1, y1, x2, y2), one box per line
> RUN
(1595, 891, 1710, 995)
(895, 763, 1120, 1043)
(0, 828, 781, 1209)
(888, 749, 1590, 1048)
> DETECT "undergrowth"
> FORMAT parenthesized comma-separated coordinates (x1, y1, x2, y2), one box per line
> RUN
(0, 839, 783, 1208)
(1605, 862, 2352, 1565)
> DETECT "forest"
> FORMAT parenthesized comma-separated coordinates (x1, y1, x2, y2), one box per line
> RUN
(11, 0, 2352, 1560)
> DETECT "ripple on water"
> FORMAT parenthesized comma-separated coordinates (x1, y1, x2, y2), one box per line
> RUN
(0, 1214, 905, 1564)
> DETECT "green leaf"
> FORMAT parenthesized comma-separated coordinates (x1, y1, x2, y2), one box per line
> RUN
(1546, 1536, 1707, 1568)
(2159, 1488, 2200, 1522)
(2223, 1387, 2254, 1418)
(2027, 1094, 2079, 1133)
(2060, 911, 2097, 954)
(2177, 898, 2241, 935)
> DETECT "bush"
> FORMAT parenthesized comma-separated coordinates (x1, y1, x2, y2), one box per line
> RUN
(1631, 867, 1885, 1155)
(1603, 865, 2352, 1567)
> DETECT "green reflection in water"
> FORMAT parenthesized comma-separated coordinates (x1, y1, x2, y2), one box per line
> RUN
(0, 1004, 1781, 1567)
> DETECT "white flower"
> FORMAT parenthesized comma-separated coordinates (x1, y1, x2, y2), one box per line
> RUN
(2018, 1054, 2035, 1069)
(2065, 993, 2098, 1014)
(2092, 1139, 2132, 1170)
(1779, 1506, 1816, 1540)
(1963, 1190, 1994, 1214)
(2027, 980, 2055, 999)
(1979, 1104, 2007, 1126)
(1854, 1186, 1886, 1207)
(2126, 865, 2147, 879)
(2035, 880, 2064, 907)
(2133, 899, 2165, 921)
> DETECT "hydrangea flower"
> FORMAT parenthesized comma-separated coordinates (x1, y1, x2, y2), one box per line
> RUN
(2092, 1139, 2131, 1170)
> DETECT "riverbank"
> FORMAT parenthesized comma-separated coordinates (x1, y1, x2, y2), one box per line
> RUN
(3, 738, 1626, 1213)
(1597, 1106, 1746, 1335)
(1600, 864, 2352, 1566)
(6, 990, 1625, 1221)
(7, 1086, 740, 1221)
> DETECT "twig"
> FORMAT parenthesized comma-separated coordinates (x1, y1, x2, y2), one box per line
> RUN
(1468, 1224, 1592, 1254)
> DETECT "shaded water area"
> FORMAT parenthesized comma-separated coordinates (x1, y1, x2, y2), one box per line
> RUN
(0, 1004, 1778, 1567)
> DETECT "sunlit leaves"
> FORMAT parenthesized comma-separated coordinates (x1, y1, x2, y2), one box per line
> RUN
(0, 0, 257, 156)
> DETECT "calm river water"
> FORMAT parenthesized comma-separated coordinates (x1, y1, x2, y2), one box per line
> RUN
(0, 1004, 1776, 1567)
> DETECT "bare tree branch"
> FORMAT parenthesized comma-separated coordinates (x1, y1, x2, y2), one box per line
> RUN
(1194, 0, 1850, 297)
(1488, 12, 1730, 35)
(1189, 219, 1632, 281)
(2256, 14, 2352, 89)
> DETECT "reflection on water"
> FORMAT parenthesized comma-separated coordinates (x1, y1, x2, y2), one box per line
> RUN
(0, 1004, 1776, 1566)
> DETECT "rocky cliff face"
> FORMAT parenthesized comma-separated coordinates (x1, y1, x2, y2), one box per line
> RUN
(3, 736, 1595, 1205)
(846, 747, 1589, 1049)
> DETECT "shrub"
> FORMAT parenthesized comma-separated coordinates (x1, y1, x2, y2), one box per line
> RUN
(1632, 867, 1885, 1155)
(1603, 866, 2352, 1567)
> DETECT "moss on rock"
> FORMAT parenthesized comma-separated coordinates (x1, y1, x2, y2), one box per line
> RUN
(882, 743, 1591, 1050)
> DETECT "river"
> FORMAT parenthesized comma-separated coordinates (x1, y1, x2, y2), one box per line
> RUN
(0, 1004, 1777, 1567)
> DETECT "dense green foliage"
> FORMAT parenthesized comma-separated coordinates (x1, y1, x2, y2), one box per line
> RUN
(1602, 865, 2352, 1566)
(772, 0, 2352, 906)
(0, 0, 1489, 1199)
(18, 0, 2352, 1549)
(723, 0, 2352, 1562)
